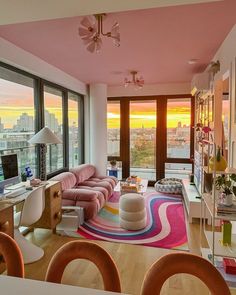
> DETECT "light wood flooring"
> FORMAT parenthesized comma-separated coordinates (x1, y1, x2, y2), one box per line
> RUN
(21, 220, 236, 295)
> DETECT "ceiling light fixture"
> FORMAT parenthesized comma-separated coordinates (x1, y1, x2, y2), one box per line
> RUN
(124, 71, 144, 89)
(78, 14, 120, 53)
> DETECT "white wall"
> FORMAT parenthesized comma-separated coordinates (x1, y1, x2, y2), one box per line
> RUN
(89, 84, 107, 175)
(211, 25, 236, 167)
(0, 38, 87, 95)
(108, 82, 191, 97)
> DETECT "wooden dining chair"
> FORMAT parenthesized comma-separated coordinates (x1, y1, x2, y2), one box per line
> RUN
(45, 240, 121, 293)
(0, 232, 24, 277)
(141, 252, 230, 295)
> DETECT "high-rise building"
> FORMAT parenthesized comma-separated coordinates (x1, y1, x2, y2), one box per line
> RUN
(45, 110, 59, 132)
(14, 113, 34, 132)
(0, 117, 4, 132)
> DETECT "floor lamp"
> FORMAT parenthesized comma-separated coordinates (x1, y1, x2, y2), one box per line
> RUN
(28, 127, 62, 181)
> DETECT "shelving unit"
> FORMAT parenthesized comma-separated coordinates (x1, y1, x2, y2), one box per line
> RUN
(200, 141, 236, 286)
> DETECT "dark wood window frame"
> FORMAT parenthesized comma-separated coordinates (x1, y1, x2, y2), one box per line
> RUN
(107, 95, 194, 183)
(0, 61, 84, 179)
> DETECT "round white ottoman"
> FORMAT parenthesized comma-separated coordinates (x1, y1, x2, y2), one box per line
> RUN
(119, 193, 147, 230)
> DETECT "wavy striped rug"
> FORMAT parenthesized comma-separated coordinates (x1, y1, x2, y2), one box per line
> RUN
(76, 192, 188, 250)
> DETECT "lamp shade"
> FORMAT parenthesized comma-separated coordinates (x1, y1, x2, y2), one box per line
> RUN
(28, 127, 62, 144)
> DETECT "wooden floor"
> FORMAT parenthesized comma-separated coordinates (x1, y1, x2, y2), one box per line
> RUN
(22, 221, 236, 295)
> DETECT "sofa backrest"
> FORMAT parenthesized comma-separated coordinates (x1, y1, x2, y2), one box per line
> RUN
(70, 164, 96, 184)
(50, 172, 76, 191)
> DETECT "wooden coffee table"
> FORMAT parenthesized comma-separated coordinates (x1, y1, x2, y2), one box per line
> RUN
(114, 179, 148, 195)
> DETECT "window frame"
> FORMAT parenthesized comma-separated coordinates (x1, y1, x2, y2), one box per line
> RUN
(107, 95, 194, 182)
(0, 61, 84, 179)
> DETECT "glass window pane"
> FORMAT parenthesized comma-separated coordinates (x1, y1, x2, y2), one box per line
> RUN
(130, 100, 156, 181)
(165, 163, 192, 179)
(68, 92, 81, 168)
(167, 98, 191, 159)
(0, 66, 37, 177)
(107, 101, 120, 157)
(44, 85, 63, 173)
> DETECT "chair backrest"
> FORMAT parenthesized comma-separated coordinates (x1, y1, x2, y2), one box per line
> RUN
(141, 252, 230, 295)
(20, 185, 45, 226)
(45, 240, 121, 293)
(0, 232, 24, 277)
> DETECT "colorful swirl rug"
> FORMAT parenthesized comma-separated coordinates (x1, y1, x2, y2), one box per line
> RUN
(75, 191, 188, 250)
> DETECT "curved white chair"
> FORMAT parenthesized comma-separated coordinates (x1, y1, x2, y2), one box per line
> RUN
(14, 185, 45, 264)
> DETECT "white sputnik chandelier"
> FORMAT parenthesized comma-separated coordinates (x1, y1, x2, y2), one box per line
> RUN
(78, 14, 120, 53)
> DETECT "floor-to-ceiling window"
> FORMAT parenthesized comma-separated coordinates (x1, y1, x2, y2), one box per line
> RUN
(0, 62, 84, 179)
(165, 98, 193, 179)
(107, 100, 122, 178)
(68, 92, 83, 168)
(129, 100, 156, 180)
(107, 96, 193, 183)
(44, 85, 64, 174)
(0, 66, 37, 178)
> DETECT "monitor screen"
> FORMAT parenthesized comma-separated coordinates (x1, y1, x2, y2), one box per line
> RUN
(1, 154, 18, 180)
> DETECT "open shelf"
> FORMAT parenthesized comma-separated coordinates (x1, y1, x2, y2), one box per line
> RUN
(201, 248, 236, 288)
(203, 167, 236, 174)
(204, 230, 236, 258)
(202, 193, 236, 221)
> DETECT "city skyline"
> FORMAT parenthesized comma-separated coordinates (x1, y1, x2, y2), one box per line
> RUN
(0, 78, 79, 128)
(107, 101, 191, 129)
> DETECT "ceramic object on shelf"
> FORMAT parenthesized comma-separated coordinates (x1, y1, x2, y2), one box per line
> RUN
(209, 146, 227, 171)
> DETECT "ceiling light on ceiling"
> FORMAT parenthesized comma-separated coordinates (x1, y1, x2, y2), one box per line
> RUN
(124, 71, 144, 89)
(78, 14, 120, 53)
(188, 59, 199, 65)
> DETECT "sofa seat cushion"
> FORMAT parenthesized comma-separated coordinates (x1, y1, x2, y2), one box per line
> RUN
(76, 186, 106, 208)
(89, 176, 117, 188)
(50, 172, 76, 190)
(62, 189, 98, 202)
(62, 199, 98, 220)
(75, 200, 98, 220)
(79, 180, 113, 197)
(70, 164, 96, 184)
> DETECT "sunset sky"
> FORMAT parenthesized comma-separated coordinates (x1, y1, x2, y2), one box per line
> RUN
(107, 100, 191, 129)
(0, 78, 229, 131)
(0, 79, 78, 128)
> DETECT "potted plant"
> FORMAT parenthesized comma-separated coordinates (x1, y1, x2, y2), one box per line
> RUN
(215, 174, 236, 206)
(109, 159, 117, 170)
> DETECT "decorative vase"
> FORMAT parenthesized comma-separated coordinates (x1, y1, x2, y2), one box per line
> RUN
(221, 192, 233, 207)
(209, 146, 227, 171)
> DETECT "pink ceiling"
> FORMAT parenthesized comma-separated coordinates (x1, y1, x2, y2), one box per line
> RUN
(0, 0, 236, 85)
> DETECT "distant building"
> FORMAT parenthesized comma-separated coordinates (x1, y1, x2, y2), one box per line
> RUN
(0, 118, 4, 132)
(177, 121, 182, 128)
(13, 113, 34, 132)
(45, 110, 59, 132)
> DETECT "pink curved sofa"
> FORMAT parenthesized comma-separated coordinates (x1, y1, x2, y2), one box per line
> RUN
(50, 164, 118, 220)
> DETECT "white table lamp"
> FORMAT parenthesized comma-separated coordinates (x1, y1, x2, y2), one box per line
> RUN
(28, 126, 62, 180)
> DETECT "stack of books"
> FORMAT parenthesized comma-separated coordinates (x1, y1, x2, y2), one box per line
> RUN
(217, 203, 236, 215)
(121, 183, 138, 193)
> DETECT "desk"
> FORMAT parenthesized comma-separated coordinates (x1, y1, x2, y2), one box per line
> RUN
(0, 276, 128, 295)
(0, 180, 62, 236)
